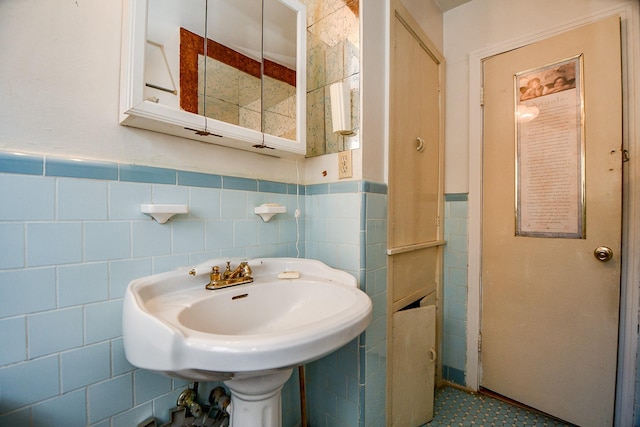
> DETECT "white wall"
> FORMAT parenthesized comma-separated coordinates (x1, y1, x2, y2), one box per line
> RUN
(0, 0, 300, 184)
(443, 0, 636, 193)
(360, 0, 389, 184)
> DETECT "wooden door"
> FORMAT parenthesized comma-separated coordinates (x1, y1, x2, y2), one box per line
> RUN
(391, 304, 436, 426)
(481, 16, 622, 427)
(388, 4, 441, 250)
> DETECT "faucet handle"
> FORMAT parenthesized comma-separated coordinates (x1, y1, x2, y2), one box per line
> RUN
(210, 266, 221, 282)
(223, 261, 232, 279)
(241, 261, 252, 277)
(227, 261, 251, 279)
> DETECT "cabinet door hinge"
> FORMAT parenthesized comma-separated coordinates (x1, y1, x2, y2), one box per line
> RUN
(480, 86, 484, 107)
(478, 332, 483, 353)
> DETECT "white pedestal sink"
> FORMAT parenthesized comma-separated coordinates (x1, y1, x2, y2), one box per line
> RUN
(122, 258, 372, 427)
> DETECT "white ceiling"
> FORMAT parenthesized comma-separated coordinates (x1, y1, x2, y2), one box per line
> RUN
(434, 0, 472, 12)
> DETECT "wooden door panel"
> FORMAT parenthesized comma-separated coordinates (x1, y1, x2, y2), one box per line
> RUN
(391, 305, 436, 426)
(481, 16, 622, 427)
(390, 247, 437, 311)
(389, 11, 441, 249)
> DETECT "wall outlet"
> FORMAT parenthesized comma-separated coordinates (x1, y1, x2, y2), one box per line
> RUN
(338, 150, 353, 179)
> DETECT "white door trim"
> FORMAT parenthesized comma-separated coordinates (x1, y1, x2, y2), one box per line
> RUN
(466, 3, 640, 425)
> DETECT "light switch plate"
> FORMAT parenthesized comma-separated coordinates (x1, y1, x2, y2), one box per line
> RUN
(338, 150, 353, 179)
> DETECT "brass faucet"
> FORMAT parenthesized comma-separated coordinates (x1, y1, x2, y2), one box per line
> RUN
(206, 261, 253, 290)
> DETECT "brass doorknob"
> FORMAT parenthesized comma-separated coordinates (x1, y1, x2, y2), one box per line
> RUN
(594, 246, 613, 262)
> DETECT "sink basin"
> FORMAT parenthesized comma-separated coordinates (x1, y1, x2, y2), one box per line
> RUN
(123, 258, 371, 426)
(178, 280, 360, 336)
(123, 258, 371, 382)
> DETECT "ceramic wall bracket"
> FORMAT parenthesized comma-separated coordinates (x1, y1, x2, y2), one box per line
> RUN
(141, 204, 188, 223)
(254, 203, 286, 222)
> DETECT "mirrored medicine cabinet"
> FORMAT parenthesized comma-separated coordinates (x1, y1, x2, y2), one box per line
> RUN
(120, 0, 306, 157)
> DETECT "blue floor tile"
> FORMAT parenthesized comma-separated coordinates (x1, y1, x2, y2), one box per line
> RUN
(424, 386, 575, 426)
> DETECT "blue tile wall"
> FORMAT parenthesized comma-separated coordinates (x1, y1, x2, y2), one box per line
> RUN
(87, 374, 134, 424)
(0, 152, 308, 426)
(0, 317, 27, 366)
(0, 269, 57, 317)
(61, 343, 111, 393)
(57, 179, 109, 220)
(32, 389, 87, 427)
(28, 308, 84, 358)
(0, 223, 25, 269)
(46, 157, 118, 181)
(442, 194, 469, 386)
(0, 151, 392, 426)
(58, 263, 109, 307)
(363, 192, 388, 427)
(304, 183, 388, 427)
(1, 356, 60, 413)
(27, 222, 83, 266)
(177, 171, 222, 188)
(119, 164, 176, 184)
(0, 152, 44, 175)
(0, 174, 55, 220)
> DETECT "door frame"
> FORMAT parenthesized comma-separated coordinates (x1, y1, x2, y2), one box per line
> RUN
(466, 3, 640, 425)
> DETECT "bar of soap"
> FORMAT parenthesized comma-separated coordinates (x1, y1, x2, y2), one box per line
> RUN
(278, 271, 300, 279)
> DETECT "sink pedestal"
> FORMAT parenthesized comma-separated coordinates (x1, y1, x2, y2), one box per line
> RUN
(224, 369, 293, 427)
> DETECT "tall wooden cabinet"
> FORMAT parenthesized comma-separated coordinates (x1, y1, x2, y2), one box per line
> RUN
(387, 1, 445, 425)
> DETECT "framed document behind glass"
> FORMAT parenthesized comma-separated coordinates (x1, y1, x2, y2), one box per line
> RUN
(515, 56, 585, 239)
